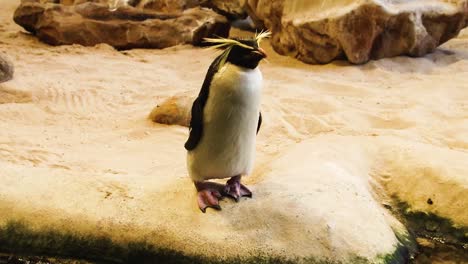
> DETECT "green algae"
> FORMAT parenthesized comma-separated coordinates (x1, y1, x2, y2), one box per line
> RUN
(394, 200, 467, 247)
(385, 199, 468, 263)
(0, 219, 413, 264)
(376, 223, 417, 264)
(0, 220, 301, 264)
(377, 243, 412, 264)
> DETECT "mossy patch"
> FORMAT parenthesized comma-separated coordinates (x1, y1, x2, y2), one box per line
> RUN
(394, 200, 468, 246)
(0, 220, 300, 264)
(0, 219, 412, 264)
(386, 198, 468, 263)
(376, 243, 412, 264)
(377, 223, 417, 264)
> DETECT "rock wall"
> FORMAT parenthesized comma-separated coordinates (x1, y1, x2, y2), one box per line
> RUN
(13, 0, 230, 49)
(243, 0, 468, 64)
(137, 0, 246, 19)
(200, 0, 246, 20)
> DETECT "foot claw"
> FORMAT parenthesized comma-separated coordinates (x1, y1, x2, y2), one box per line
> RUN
(199, 204, 221, 213)
(197, 189, 222, 213)
(240, 185, 252, 198)
(223, 177, 252, 202)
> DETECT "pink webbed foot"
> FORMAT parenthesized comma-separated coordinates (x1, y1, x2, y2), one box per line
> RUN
(194, 182, 223, 213)
(223, 175, 252, 202)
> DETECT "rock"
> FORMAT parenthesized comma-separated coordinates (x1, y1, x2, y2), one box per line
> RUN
(200, 0, 247, 20)
(416, 237, 435, 249)
(373, 139, 468, 228)
(425, 221, 440, 232)
(13, 0, 230, 49)
(247, 137, 414, 262)
(0, 55, 14, 83)
(371, 137, 468, 261)
(231, 16, 259, 31)
(137, 0, 200, 13)
(243, 0, 468, 64)
(240, 0, 266, 29)
(149, 93, 194, 127)
(0, 135, 415, 263)
(136, 0, 247, 19)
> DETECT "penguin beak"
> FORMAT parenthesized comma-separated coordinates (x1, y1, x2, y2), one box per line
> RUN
(253, 48, 267, 58)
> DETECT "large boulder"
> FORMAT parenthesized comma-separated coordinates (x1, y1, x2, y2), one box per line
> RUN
(136, 0, 246, 19)
(0, 135, 415, 263)
(243, 0, 468, 64)
(373, 138, 468, 228)
(136, 0, 201, 13)
(0, 55, 14, 83)
(200, 0, 246, 20)
(13, 0, 230, 49)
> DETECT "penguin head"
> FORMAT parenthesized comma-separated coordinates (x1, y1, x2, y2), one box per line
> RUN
(226, 39, 267, 69)
(203, 31, 271, 70)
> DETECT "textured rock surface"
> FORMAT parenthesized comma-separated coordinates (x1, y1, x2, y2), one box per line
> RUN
(136, 0, 246, 19)
(137, 0, 200, 13)
(13, 0, 230, 49)
(0, 55, 14, 83)
(243, 0, 468, 64)
(200, 0, 246, 20)
(149, 93, 193, 127)
(1, 135, 414, 263)
(373, 140, 468, 228)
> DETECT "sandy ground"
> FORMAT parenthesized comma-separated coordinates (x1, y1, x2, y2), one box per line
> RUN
(0, 0, 467, 262)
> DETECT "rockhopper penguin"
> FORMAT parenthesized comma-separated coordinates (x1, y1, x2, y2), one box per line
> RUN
(185, 32, 271, 213)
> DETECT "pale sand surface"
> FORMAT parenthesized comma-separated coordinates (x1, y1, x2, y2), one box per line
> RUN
(0, 0, 467, 261)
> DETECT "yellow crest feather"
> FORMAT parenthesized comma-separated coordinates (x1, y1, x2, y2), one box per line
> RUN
(255, 30, 272, 45)
(203, 37, 254, 50)
(203, 31, 271, 69)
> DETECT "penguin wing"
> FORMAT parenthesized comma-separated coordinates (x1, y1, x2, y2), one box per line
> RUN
(257, 112, 262, 134)
(184, 54, 224, 151)
(184, 97, 204, 150)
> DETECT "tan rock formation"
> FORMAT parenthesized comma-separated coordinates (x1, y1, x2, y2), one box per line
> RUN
(137, 0, 200, 13)
(243, 0, 468, 64)
(136, 0, 246, 19)
(149, 93, 193, 127)
(13, 0, 230, 49)
(200, 0, 246, 20)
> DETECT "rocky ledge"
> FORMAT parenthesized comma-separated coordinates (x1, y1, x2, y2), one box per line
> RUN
(13, 0, 230, 49)
(243, 0, 468, 64)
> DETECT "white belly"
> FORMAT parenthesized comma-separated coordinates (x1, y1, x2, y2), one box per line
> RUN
(187, 63, 263, 182)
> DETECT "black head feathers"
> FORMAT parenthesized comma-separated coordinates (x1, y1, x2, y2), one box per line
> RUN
(204, 31, 271, 69)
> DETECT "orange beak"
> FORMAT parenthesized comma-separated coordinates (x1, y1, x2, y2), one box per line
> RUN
(254, 48, 267, 58)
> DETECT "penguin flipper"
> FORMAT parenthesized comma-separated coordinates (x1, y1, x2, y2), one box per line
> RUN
(184, 54, 224, 151)
(257, 112, 262, 134)
(184, 97, 204, 150)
